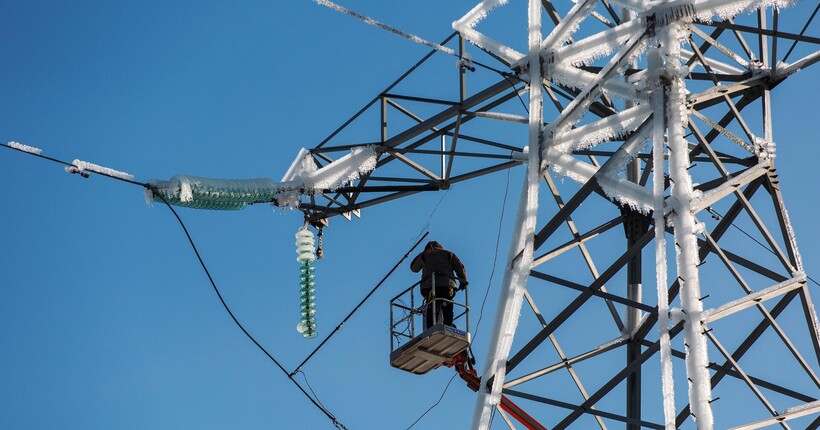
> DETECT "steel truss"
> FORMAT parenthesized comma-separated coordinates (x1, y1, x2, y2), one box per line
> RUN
(294, 1, 819, 428)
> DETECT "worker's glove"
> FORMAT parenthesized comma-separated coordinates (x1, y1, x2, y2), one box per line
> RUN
(458, 281, 469, 291)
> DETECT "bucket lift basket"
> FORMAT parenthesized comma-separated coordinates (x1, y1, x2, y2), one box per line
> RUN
(389, 275, 470, 374)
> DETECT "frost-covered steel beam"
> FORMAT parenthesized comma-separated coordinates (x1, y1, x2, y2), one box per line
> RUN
(728, 401, 820, 430)
(675, 289, 803, 426)
(642, 335, 819, 402)
(701, 20, 820, 45)
(704, 332, 787, 428)
(506, 228, 654, 372)
(471, 1, 543, 427)
(702, 276, 807, 323)
(504, 334, 629, 387)
(531, 216, 623, 266)
(503, 387, 665, 429)
(553, 323, 686, 429)
(531, 270, 657, 312)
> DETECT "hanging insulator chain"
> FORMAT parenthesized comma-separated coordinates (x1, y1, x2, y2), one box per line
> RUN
(296, 227, 318, 339)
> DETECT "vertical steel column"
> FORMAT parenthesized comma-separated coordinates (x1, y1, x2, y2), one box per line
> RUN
(625, 160, 643, 430)
(662, 20, 714, 429)
(621, 8, 642, 429)
(471, 1, 543, 427)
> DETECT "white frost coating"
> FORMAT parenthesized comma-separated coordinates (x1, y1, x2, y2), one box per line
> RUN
(540, 0, 598, 49)
(693, 161, 767, 212)
(608, 0, 650, 10)
(598, 173, 655, 212)
(71, 159, 135, 181)
(7, 141, 43, 155)
(658, 21, 715, 428)
(553, 19, 643, 66)
(453, 0, 508, 30)
(457, 27, 526, 65)
(179, 179, 194, 202)
(454, 0, 525, 65)
(473, 2, 541, 428)
(277, 145, 377, 208)
(691, 0, 797, 22)
(680, 49, 745, 75)
(281, 148, 312, 182)
(143, 188, 154, 207)
(753, 136, 776, 160)
(780, 208, 803, 272)
(781, 400, 820, 416)
(702, 275, 806, 322)
(648, 38, 677, 430)
(149, 145, 376, 210)
(544, 136, 655, 212)
(550, 63, 643, 101)
(553, 104, 651, 152)
(304, 145, 376, 190)
(474, 111, 529, 124)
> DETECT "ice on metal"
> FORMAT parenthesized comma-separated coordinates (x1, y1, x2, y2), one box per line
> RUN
(149, 145, 377, 210)
(7, 141, 43, 155)
(71, 159, 135, 181)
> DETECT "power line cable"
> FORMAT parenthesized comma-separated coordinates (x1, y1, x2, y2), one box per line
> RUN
(311, 0, 512, 77)
(2, 143, 349, 430)
(706, 206, 819, 287)
(292, 231, 429, 374)
(404, 373, 458, 430)
(473, 153, 513, 340)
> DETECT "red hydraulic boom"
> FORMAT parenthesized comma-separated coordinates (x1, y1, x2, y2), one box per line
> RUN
(444, 351, 548, 430)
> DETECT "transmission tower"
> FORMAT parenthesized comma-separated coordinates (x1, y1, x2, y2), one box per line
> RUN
(295, 1, 820, 428)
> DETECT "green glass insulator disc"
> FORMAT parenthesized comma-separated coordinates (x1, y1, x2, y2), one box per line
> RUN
(303, 331, 317, 339)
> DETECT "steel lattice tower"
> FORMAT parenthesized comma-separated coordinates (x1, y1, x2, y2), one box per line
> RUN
(298, 0, 819, 428)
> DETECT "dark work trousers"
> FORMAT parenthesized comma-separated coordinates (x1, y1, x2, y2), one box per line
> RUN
(423, 287, 455, 329)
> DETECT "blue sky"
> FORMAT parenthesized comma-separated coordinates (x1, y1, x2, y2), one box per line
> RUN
(1, 1, 818, 429)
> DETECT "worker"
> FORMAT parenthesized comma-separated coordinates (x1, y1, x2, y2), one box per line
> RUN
(410, 241, 468, 328)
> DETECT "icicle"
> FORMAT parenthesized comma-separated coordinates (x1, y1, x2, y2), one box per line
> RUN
(648, 35, 678, 430)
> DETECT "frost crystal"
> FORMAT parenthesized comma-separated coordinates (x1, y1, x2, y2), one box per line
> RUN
(7, 141, 43, 155)
(71, 159, 135, 181)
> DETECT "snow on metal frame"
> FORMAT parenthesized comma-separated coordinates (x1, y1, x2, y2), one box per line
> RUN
(149, 145, 377, 210)
(472, 0, 543, 427)
(452, 0, 813, 427)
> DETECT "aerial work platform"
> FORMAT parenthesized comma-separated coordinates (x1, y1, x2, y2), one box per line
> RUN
(389, 275, 470, 374)
(390, 323, 470, 374)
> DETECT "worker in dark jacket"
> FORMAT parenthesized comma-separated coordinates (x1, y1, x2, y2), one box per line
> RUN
(410, 241, 468, 328)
